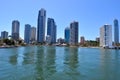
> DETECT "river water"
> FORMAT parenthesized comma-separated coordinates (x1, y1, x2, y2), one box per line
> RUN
(0, 46, 120, 80)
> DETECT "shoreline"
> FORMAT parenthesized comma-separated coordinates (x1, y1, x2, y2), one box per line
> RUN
(0, 45, 120, 50)
(0, 45, 20, 49)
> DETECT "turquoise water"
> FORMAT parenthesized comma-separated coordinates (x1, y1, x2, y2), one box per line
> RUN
(0, 46, 120, 80)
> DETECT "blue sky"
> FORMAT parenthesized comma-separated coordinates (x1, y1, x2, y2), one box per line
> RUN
(0, 0, 120, 41)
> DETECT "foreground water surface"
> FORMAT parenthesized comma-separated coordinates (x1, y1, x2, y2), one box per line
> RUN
(0, 46, 120, 80)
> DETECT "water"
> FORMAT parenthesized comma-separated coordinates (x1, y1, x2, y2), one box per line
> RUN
(0, 46, 120, 80)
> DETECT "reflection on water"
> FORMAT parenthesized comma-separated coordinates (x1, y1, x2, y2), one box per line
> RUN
(45, 47, 56, 77)
(0, 46, 120, 80)
(9, 48, 18, 65)
(100, 49, 120, 80)
(35, 46, 56, 80)
(9, 55, 17, 65)
(64, 47, 78, 67)
(9, 47, 36, 66)
(36, 46, 45, 80)
(64, 47, 80, 80)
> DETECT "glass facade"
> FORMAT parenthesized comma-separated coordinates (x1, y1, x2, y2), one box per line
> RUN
(64, 27, 70, 44)
(1, 31, 8, 39)
(24, 24, 31, 44)
(37, 8, 46, 43)
(47, 18, 56, 43)
(31, 27, 36, 42)
(70, 21, 79, 45)
(12, 20, 20, 40)
(114, 19, 119, 45)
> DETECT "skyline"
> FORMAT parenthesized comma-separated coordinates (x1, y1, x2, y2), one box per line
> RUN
(0, 0, 120, 40)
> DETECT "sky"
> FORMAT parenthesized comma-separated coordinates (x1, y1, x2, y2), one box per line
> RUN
(0, 0, 120, 41)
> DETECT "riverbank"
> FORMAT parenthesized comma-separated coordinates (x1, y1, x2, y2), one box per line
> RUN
(0, 45, 20, 48)
(0, 44, 120, 50)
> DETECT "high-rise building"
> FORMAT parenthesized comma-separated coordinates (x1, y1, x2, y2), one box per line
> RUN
(80, 36, 85, 44)
(114, 19, 119, 46)
(64, 27, 70, 44)
(37, 8, 46, 43)
(70, 21, 79, 45)
(47, 18, 57, 44)
(24, 24, 31, 44)
(1, 31, 8, 39)
(30, 27, 36, 42)
(100, 24, 112, 48)
(12, 20, 20, 40)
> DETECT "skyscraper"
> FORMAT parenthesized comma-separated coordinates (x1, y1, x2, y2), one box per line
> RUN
(37, 8, 46, 43)
(64, 27, 70, 44)
(114, 19, 119, 46)
(100, 24, 112, 48)
(47, 18, 57, 44)
(30, 27, 36, 42)
(12, 20, 20, 40)
(1, 31, 8, 39)
(24, 24, 31, 44)
(70, 21, 79, 45)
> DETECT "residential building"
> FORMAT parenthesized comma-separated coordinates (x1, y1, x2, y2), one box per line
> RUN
(114, 19, 119, 46)
(47, 18, 57, 44)
(12, 20, 20, 40)
(24, 24, 31, 44)
(37, 8, 46, 43)
(70, 21, 79, 45)
(100, 24, 112, 48)
(30, 27, 36, 42)
(64, 27, 70, 44)
(1, 31, 8, 39)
